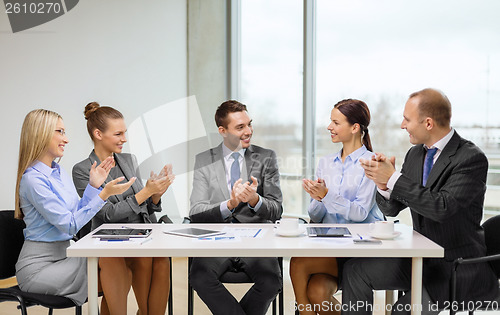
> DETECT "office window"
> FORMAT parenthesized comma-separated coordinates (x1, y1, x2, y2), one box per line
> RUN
(241, 0, 500, 216)
(316, 0, 500, 213)
(241, 0, 304, 215)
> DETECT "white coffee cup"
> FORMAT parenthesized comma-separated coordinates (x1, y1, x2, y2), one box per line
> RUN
(370, 221, 394, 236)
(275, 218, 299, 232)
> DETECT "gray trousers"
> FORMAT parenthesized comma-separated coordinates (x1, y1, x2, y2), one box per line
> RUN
(341, 257, 439, 315)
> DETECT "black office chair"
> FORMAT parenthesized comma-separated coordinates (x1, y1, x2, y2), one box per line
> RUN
(184, 217, 284, 315)
(75, 220, 92, 241)
(0, 210, 83, 315)
(450, 215, 500, 315)
(157, 214, 174, 315)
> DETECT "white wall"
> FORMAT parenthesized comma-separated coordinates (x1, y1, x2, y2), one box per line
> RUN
(0, 0, 188, 219)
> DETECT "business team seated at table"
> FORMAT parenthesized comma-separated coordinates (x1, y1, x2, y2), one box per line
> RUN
(13, 88, 498, 315)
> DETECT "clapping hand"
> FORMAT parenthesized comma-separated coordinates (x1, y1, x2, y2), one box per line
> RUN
(156, 164, 173, 179)
(234, 176, 259, 206)
(146, 174, 174, 196)
(302, 178, 328, 201)
(359, 153, 396, 190)
(89, 156, 115, 189)
(147, 164, 175, 204)
(228, 178, 244, 210)
(100, 176, 136, 200)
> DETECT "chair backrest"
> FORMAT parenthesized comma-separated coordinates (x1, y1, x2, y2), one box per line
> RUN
(482, 214, 500, 278)
(158, 215, 173, 224)
(0, 210, 26, 280)
(75, 221, 92, 240)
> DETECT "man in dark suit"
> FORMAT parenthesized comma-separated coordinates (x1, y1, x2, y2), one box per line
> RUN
(344, 88, 498, 315)
(189, 100, 283, 315)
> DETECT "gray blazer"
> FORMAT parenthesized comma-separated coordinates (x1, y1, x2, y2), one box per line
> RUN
(189, 143, 283, 223)
(377, 131, 498, 305)
(72, 151, 160, 230)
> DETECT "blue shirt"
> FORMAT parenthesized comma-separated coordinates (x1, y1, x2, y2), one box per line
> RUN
(20, 161, 106, 241)
(308, 145, 384, 224)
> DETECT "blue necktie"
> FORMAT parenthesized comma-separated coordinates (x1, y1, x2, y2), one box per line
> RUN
(422, 147, 438, 186)
(230, 152, 240, 189)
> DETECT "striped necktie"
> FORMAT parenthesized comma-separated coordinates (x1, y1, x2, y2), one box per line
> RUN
(422, 147, 438, 186)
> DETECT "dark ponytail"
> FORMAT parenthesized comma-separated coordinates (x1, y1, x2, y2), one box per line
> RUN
(334, 99, 373, 152)
(84, 102, 124, 141)
(362, 129, 372, 152)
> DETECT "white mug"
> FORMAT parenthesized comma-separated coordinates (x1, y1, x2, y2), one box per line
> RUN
(370, 221, 394, 236)
(275, 218, 299, 232)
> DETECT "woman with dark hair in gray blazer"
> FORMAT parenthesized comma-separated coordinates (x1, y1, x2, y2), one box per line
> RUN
(73, 102, 175, 315)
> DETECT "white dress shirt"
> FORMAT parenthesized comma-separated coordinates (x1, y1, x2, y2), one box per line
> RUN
(219, 144, 263, 219)
(379, 128, 455, 199)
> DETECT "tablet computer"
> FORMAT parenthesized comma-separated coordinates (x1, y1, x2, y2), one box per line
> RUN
(164, 227, 225, 238)
(92, 228, 152, 239)
(307, 227, 351, 237)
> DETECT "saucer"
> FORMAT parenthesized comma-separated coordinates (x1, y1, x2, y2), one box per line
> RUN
(369, 231, 402, 240)
(274, 226, 307, 237)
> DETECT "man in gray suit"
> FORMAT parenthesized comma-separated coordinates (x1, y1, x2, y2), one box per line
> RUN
(189, 100, 283, 315)
(343, 88, 499, 315)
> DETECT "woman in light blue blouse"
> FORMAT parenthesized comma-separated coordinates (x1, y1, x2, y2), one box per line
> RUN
(14, 109, 135, 306)
(290, 99, 384, 315)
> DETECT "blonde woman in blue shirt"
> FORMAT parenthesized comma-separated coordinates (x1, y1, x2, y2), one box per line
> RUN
(14, 109, 135, 306)
(290, 99, 384, 315)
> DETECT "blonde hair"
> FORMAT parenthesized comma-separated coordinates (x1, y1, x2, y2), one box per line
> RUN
(15, 109, 62, 219)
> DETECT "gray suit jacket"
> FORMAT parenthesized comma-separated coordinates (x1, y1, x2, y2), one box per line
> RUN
(376, 131, 498, 305)
(72, 151, 160, 230)
(189, 144, 283, 223)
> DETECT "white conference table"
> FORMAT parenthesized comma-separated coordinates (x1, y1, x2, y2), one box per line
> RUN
(67, 223, 443, 315)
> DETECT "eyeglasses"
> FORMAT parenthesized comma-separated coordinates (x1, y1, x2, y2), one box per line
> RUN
(55, 129, 66, 136)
